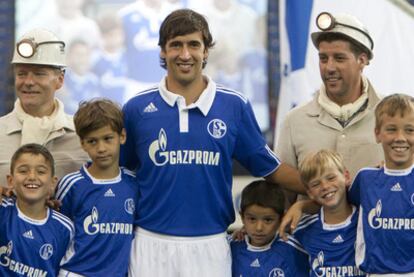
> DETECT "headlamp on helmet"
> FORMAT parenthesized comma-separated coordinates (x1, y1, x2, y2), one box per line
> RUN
(16, 38, 65, 59)
(315, 12, 374, 50)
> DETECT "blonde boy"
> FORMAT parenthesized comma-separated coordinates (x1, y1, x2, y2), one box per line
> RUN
(348, 93, 414, 275)
(288, 149, 364, 276)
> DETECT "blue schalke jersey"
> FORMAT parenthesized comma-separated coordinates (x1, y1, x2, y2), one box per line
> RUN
(0, 198, 73, 277)
(56, 165, 138, 276)
(290, 207, 365, 277)
(231, 235, 309, 277)
(121, 76, 280, 236)
(349, 166, 414, 274)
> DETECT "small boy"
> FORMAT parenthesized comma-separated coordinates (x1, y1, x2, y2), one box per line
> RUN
(289, 149, 365, 277)
(231, 180, 309, 277)
(348, 93, 414, 275)
(0, 143, 74, 276)
(55, 98, 138, 276)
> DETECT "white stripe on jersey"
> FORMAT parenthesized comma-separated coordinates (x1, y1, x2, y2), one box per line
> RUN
(132, 87, 158, 99)
(283, 236, 308, 254)
(121, 167, 136, 177)
(56, 172, 83, 200)
(295, 214, 319, 232)
(216, 87, 248, 103)
(265, 144, 281, 163)
(51, 210, 75, 237)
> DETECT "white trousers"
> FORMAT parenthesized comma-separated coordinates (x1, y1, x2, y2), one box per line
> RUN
(128, 227, 232, 277)
(368, 273, 414, 276)
(58, 269, 85, 277)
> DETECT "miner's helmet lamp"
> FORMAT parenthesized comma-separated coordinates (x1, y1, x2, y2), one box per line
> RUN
(11, 28, 66, 68)
(311, 12, 374, 60)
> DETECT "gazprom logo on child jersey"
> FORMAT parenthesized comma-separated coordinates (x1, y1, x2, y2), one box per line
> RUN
(83, 206, 133, 235)
(149, 128, 220, 166)
(0, 241, 47, 276)
(368, 199, 414, 230)
(312, 251, 363, 277)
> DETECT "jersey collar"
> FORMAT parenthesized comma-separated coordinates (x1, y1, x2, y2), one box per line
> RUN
(159, 75, 216, 116)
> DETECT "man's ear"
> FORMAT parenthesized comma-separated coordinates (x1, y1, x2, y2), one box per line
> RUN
(358, 53, 369, 69)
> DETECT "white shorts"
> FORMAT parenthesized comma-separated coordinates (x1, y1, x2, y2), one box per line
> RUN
(128, 227, 231, 277)
(368, 273, 414, 276)
(58, 269, 85, 277)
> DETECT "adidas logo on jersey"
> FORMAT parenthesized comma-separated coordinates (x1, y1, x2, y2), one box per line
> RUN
(332, 235, 344, 243)
(23, 230, 34, 239)
(391, 183, 402, 192)
(143, 102, 158, 113)
(104, 189, 115, 197)
(250, 258, 260, 267)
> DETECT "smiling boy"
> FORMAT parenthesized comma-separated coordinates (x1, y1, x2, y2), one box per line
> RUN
(0, 144, 73, 277)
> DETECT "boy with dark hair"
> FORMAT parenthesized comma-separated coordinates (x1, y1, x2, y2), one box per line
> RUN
(0, 143, 74, 276)
(231, 180, 309, 277)
(56, 98, 138, 276)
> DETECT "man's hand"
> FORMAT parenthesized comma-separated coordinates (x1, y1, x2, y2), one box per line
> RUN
(231, 227, 246, 241)
(46, 198, 62, 211)
(278, 201, 305, 241)
(0, 186, 14, 202)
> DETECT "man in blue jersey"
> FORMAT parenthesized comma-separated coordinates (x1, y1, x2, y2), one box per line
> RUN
(348, 94, 414, 275)
(231, 180, 309, 277)
(0, 144, 74, 277)
(121, 8, 304, 277)
(290, 150, 364, 277)
(56, 99, 138, 276)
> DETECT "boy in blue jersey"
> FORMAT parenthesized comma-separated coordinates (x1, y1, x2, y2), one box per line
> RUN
(56, 99, 138, 277)
(231, 180, 309, 277)
(0, 143, 74, 277)
(348, 93, 414, 275)
(289, 149, 365, 277)
(122, 8, 304, 277)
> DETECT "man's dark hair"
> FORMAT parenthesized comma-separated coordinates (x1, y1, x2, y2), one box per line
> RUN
(158, 9, 215, 69)
(316, 32, 369, 58)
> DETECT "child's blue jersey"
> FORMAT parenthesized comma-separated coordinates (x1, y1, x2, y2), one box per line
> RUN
(121, 77, 280, 236)
(348, 166, 414, 274)
(231, 235, 309, 277)
(290, 207, 365, 277)
(0, 198, 73, 277)
(56, 165, 138, 276)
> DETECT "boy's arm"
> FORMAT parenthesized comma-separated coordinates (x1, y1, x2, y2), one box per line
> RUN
(278, 200, 320, 241)
(265, 163, 306, 194)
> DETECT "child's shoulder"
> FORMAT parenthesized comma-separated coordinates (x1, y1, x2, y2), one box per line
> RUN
(295, 213, 320, 231)
(49, 209, 75, 235)
(120, 167, 136, 179)
(355, 166, 382, 178)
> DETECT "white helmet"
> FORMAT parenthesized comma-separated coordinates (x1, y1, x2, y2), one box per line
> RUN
(11, 28, 66, 67)
(311, 12, 374, 60)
